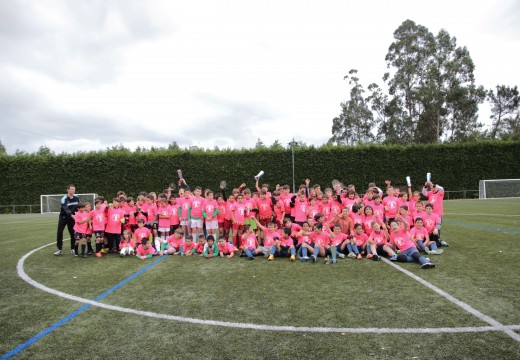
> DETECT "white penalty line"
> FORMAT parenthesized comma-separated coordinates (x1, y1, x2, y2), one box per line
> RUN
(382, 258, 520, 342)
(17, 242, 520, 336)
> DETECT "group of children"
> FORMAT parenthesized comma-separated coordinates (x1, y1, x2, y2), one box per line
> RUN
(68, 177, 447, 269)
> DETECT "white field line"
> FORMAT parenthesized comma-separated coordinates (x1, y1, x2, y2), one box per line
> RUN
(381, 258, 520, 342)
(445, 212, 520, 217)
(16, 242, 520, 336)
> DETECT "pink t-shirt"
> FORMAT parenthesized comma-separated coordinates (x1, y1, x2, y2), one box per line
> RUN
(423, 213, 440, 234)
(372, 203, 385, 219)
(189, 196, 204, 218)
(329, 201, 343, 220)
(134, 227, 152, 244)
(273, 199, 285, 222)
(169, 204, 180, 226)
(119, 239, 135, 249)
(224, 200, 235, 220)
(369, 229, 388, 246)
(136, 244, 156, 256)
(362, 215, 378, 234)
(349, 213, 364, 228)
(217, 202, 226, 222)
(218, 242, 236, 254)
(425, 190, 444, 216)
(243, 197, 256, 220)
(105, 207, 124, 234)
(280, 235, 294, 247)
(341, 197, 357, 212)
(294, 199, 309, 222)
(410, 226, 429, 242)
(73, 211, 89, 233)
(330, 232, 348, 247)
(242, 232, 258, 250)
(146, 203, 157, 223)
(383, 196, 400, 217)
(280, 193, 293, 215)
(233, 203, 248, 224)
(157, 205, 171, 228)
(353, 232, 368, 247)
(125, 204, 137, 225)
(183, 241, 196, 253)
(203, 199, 218, 220)
(167, 235, 183, 249)
(263, 229, 280, 247)
(136, 202, 148, 223)
(89, 209, 106, 232)
(311, 231, 330, 248)
(257, 198, 273, 219)
(390, 230, 415, 251)
(297, 232, 312, 245)
(178, 197, 191, 220)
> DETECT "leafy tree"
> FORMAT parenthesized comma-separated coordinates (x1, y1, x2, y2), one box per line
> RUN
(487, 85, 520, 139)
(384, 20, 485, 143)
(36, 145, 54, 156)
(0, 140, 6, 156)
(168, 141, 180, 150)
(269, 139, 284, 150)
(330, 69, 374, 145)
(255, 138, 266, 149)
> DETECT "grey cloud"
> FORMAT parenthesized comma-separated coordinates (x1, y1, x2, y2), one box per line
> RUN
(0, 0, 173, 84)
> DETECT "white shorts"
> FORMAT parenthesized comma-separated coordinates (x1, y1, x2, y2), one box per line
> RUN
(180, 219, 190, 227)
(158, 227, 170, 233)
(259, 246, 273, 256)
(190, 219, 203, 229)
(205, 220, 218, 230)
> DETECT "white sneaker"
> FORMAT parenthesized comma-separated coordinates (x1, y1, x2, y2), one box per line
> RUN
(54, 250, 62, 256)
(338, 253, 345, 259)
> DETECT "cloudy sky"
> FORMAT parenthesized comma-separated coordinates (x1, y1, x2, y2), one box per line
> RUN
(1, 0, 519, 154)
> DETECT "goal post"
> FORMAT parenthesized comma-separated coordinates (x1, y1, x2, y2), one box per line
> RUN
(40, 193, 98, 214)
(479, 179, 520, 199)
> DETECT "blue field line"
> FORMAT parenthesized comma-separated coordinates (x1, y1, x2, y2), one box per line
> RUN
(1, 255, 168, 360)
(444, 219, 520, 235)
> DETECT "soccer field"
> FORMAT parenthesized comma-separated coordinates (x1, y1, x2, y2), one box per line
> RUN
(1, 199, 519, 359)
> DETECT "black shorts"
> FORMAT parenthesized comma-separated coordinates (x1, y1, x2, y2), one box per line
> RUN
(94, 231, 105, 239)
(74, 232, 86, 241)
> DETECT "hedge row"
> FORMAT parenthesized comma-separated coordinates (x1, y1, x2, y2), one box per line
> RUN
(1, 141, 519, 205)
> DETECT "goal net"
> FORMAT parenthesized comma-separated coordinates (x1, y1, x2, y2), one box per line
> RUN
(479, 179, 520, 199)
(40, 193, 98, 214)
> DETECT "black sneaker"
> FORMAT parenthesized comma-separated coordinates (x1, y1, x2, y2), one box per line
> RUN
(372, 254, 380, 261)
(422, 262, 435, 269)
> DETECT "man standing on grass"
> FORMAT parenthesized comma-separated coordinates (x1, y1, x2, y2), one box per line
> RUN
(54, 184, 80, 256)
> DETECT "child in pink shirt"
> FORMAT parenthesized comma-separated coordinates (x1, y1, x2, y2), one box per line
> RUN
(136, 238, 156, 260)
(389, 219, 435, 269)
(73, 203, 89, 257)
(241, 225, 261, 260)
(119, 230, 136, 256)
(218, 237, 238, 258)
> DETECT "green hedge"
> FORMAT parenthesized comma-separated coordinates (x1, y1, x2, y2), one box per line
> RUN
(1, 141, 519, 205)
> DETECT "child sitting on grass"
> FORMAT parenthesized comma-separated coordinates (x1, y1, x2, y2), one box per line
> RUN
(119, 230, 135, 257)
(136, 238, 156, 260)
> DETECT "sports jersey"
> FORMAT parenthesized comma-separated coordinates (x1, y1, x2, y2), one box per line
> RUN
(263, 229, 280, 247)
(330, 232, 348, 247)
(134, 227, 152, 244)
(390, 229, 415, 251)
(383, 196, 400, 217)
(256, 198, 273, 219)
(369, 229, 388, 246)
(73, 211, 89, 233)
(241, 232, 258, 250)
(202, 199, 218, 220)
(119, 239, 135, 249)
(423, 213, 440, 234)
(105, 207, 125, 234)
(157, 205, 171, 228)
(90, 209, 107, 231)
(311, 231, 330, 248)
(218, 242, 236, 254)
(353, 232, 368, 247)
(167, 235, 183, 249)
(410, 226, 429, 242)
(233, 203, 248, 224)
(136, 244, 156, 256)
(189, 196, 204, 219)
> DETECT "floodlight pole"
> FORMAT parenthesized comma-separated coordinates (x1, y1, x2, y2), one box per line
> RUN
(289, 138, 297, 193)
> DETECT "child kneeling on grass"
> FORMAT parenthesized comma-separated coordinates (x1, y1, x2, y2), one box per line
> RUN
(136, 238, 156, 260)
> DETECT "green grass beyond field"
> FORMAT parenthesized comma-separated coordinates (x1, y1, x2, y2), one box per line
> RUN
(1, 199, 520, 359)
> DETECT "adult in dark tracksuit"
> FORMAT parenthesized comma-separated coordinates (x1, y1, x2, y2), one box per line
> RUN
(54, 184, 80, 255)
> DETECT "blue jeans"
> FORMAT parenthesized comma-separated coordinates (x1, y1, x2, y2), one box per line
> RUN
(401, 247, 427, 265)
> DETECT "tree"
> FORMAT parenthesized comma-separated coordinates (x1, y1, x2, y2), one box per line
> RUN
(330, 69, 374, 146)
(0, 140, 6, 156)
(269, 139, 284, 150)
(255, 138, 265, 149)
(487, 85, 520, 139)
(384, 20, 485, 143)
(168, 141, 180, 150)
(36, 145, 54, 156)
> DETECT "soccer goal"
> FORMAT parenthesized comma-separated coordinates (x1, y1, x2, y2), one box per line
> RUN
(478, 179, 520, 199)
(40, 193, 98, 214)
